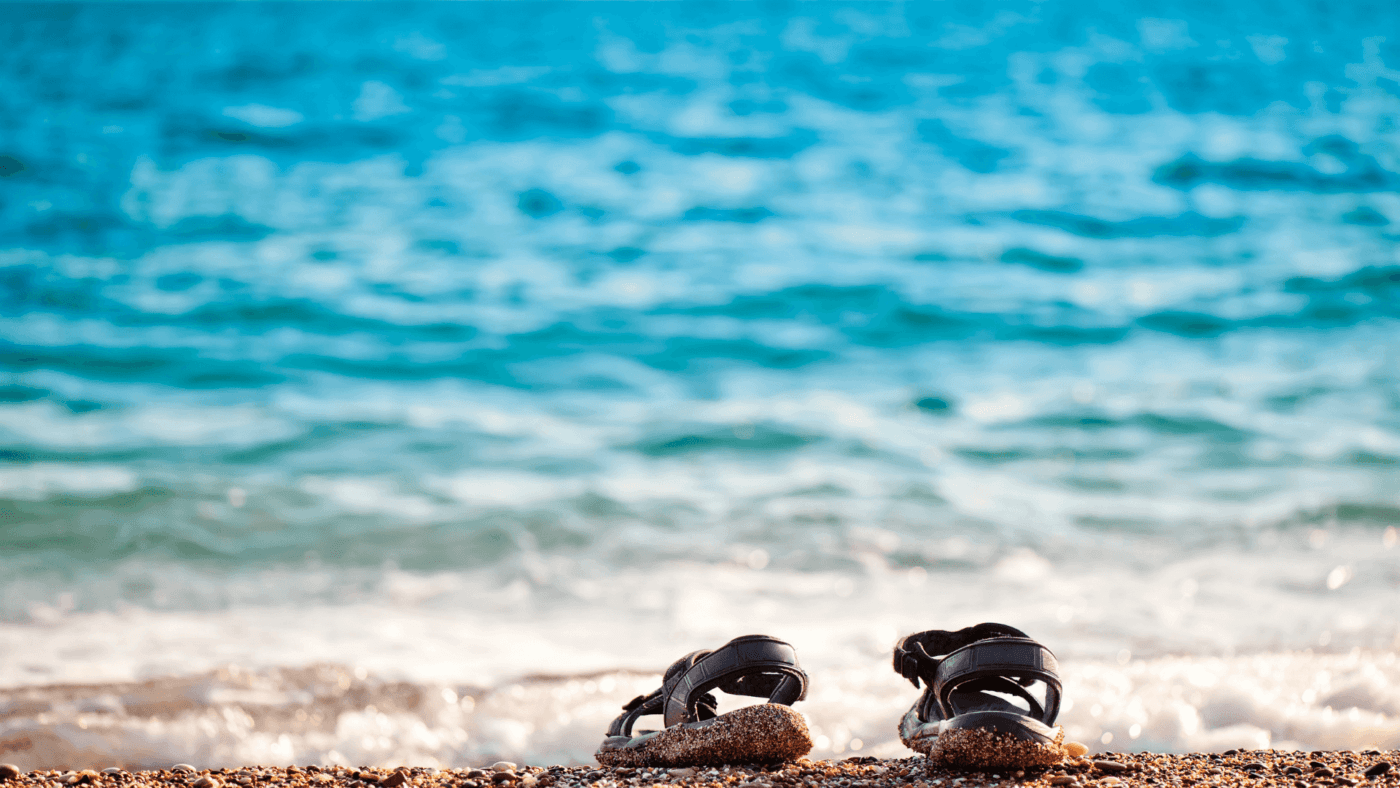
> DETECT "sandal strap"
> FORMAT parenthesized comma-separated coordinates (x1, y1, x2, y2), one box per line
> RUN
(606, 689, 663, 737)
(662, 634, 807, 728)
(932, 637, 1061, 723)
(893, 623, 1029, 688)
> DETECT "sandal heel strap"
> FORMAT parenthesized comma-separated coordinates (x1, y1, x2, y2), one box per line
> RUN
(934, 638, 1062, 725)
(662, 634, 808, 728)
(893, 623, 1030, 688)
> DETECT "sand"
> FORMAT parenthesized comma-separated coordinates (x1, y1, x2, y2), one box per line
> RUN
(3, 750, 1397, 788)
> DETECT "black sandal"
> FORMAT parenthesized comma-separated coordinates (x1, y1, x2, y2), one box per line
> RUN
(596, 634, 812, 767)
(893, 623, 1066, 768)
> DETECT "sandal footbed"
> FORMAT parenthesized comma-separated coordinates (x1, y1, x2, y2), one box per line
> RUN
(595, 703, 812, 767)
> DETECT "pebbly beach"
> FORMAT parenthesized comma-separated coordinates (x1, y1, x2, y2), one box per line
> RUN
(3, 752, 1398, 788)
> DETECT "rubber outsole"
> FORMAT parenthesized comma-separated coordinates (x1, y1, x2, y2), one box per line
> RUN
(596, 704, 813, 767)
(900, 709, 1066, 770)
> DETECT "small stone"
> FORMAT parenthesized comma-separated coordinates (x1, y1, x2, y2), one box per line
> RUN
(78, 772, 100, 784)
(0, 766, 18, 782)
(1100, 779, 1123, 787)
(102, 769, 123, 776)
(1335, 778, 1357, 786)
(1293, 781, 1308, 788)
(1285, 768, 1304, 776)
(173, 766, 198, 775)
(1092, 762, 1128, 774)
(492, 765, 517, 775)
(382, 774, 408, 788)
(314, 776, 333, 784)
(667, 770, 696, 780)
(1065, 743, 1089, 758)
(490, 776, 512, 786)
(193, 778, 220, 788)
(1049, 777, 1076, 785)
(1365, 764, 1392, 779)
(1314, 769, 1335, 779)
(1244, 764, 1266, 772)
(519, 778, 538, 788)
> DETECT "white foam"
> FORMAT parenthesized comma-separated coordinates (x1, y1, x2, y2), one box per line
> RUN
(0, 463, 138, 500)
(2, 645, 1398, 770)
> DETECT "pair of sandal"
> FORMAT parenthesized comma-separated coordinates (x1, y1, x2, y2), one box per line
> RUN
(596, 624, 1063, 770)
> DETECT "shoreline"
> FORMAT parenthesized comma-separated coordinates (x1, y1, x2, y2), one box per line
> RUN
(3, 752, 1397, 788)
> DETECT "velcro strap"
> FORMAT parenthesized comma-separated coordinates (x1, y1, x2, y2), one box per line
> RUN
(893, 623, 1029, 689)
(936, 639, 1058, 686)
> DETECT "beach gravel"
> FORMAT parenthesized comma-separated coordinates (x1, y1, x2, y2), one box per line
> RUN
(0, 751, 1397, 788)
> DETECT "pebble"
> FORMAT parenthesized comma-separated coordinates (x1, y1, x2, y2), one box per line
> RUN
(173, 766, 197, 775)
(381, 774, 408, 788)
(1065, 743, 1090, 758)
(1285, 767, 1304, 776)
(1314, 768, 1336, 778)
(491, 765, 517, 774)
(1, 751, 1393, 788)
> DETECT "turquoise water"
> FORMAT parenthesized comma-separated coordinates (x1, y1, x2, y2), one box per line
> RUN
(2, 0, 1400, 766)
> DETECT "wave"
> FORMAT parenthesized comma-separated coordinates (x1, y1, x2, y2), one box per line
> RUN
(2, 649, 1398, 771)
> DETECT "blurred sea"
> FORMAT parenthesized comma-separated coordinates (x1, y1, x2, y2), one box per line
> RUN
(3, 0, 1400, 771)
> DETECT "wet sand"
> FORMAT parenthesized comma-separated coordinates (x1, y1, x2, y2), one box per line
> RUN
(3, 751, 1397, 788)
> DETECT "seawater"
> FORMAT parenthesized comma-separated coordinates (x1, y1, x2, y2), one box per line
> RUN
(2, 0, 1400, 770)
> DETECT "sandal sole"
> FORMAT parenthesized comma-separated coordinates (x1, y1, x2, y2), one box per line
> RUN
(596, 703, 813, 767)
(901, 709, 1066, 769)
